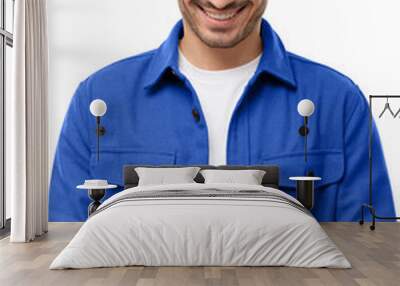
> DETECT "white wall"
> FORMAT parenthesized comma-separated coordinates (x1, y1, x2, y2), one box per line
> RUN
(48, 0, 400, 214)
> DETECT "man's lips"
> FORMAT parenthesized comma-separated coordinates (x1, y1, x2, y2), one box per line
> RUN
(196, 3, 248, 22)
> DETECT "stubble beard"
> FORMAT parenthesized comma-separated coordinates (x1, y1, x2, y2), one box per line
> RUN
(180, 1, 266, 49)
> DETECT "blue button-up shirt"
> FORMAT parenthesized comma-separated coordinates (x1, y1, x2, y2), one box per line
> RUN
(49, 19, 395, 222)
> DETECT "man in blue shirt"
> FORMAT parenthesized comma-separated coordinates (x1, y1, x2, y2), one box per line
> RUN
(49, 0, 395, 222)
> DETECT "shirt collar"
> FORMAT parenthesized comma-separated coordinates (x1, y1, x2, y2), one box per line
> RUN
(144, 19, 297, 89)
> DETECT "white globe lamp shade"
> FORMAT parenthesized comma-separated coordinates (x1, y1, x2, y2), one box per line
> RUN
(297, 99, 315, 117)
(90, 99, 107, 117)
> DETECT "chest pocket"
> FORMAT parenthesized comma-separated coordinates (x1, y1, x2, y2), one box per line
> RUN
(262, 149, 344, 189)
(90, 147, 176, 187)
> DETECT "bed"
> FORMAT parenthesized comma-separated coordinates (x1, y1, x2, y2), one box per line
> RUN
(50, 165, 350, 269)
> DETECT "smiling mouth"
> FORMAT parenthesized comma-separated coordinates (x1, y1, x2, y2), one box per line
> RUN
(196, 3, 248, 22)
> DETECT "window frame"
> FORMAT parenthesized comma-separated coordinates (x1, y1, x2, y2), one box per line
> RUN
(0, 0, 14, 232)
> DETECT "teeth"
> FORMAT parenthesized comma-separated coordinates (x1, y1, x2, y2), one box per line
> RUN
(205, 11, 237, 21)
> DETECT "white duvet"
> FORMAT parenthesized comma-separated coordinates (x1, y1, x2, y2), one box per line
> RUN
(50, 183, 351, 269)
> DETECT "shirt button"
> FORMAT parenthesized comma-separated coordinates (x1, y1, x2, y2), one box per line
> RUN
(192, 108, 200, 122)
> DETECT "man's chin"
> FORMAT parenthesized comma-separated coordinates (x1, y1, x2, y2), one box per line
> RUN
(197, 31, 243, 49)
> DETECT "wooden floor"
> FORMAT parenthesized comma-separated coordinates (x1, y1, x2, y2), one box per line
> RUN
(0, 223, 399, 286)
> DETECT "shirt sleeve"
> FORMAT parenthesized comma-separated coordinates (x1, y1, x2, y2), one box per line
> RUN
(336, 85, 396, 221)
(48, 81, 92, 221)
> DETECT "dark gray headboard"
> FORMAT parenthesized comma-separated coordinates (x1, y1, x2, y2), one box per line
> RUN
(123, 165, 280, 189)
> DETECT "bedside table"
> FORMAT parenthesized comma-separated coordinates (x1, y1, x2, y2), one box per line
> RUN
(289, 176, 321, 210)
(77, 180, 117, 216)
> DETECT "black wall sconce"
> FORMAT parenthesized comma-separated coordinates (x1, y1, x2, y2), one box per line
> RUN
(89, 99, 107, 161)
(297, 99, 315, 163)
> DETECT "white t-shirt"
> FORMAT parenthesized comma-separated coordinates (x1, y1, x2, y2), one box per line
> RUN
(178, 51, 261, 165)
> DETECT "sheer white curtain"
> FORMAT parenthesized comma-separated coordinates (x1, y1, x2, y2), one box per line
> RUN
(8, 0, 49, 242)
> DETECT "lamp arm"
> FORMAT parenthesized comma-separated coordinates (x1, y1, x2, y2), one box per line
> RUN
(96, 116, 100, 162)
(304, 116, 308, 163)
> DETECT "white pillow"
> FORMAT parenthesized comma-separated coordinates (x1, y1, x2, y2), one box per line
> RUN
(135, 167, 200, 186)
(200, 169, 266, 185)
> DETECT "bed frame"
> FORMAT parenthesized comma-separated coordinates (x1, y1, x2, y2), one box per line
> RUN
(123, 165, 280, 189)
